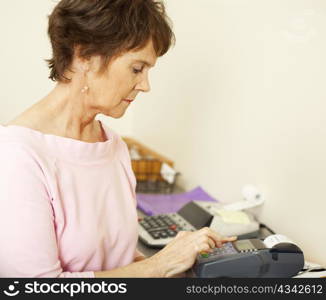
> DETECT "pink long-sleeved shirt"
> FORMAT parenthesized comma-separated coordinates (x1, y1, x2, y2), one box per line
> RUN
(0, 122, 139, 277)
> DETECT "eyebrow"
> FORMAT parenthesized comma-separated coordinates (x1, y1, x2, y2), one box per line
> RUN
(133, 59, 155, 68)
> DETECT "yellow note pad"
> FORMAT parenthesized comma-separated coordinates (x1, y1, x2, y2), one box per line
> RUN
(216, 209, 251, 224)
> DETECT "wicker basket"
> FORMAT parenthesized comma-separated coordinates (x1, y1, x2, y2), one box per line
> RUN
(122, 137, 179, 193)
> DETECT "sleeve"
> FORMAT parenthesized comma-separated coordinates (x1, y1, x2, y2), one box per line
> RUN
(0, 143, 94, 278)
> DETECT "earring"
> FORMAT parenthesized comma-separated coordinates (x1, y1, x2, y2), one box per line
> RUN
(81, 86, 89, 93)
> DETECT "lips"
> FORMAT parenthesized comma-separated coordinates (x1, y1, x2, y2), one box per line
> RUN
(122, 99, 134, 103)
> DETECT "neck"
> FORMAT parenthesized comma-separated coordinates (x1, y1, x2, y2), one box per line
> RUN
(18, 83, 105, 143)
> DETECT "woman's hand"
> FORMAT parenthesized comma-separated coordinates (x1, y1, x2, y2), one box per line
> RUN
(149, 227, 237, 277)
(134, 255, 146, 262)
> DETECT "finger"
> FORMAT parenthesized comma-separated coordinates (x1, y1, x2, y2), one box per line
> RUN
(221, 236, 237, 242)
(197, 242, 211, 254)
(175, 231, 188, 238)
(213, 236, 237, 248)
(214, 236, 237, 249)
(199, 227, 224, 247)
(200, 228, 237, 248)
(194, 234, 214, 252)
(207, 237, 216, 249)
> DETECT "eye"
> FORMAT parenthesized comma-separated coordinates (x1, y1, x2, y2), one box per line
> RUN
(132, 66, 143, 74)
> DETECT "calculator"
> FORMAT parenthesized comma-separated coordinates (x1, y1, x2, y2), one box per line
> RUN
(138, 201, 214, 248)
(138, 213, 196, 248)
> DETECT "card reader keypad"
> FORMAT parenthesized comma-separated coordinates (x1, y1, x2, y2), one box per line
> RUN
(200, 242, 237, 258)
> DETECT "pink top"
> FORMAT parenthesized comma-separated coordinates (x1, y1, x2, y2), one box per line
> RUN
(0, 122, 140, 277)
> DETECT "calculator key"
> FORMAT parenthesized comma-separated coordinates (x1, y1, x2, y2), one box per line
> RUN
(150, 232, 161, 239)
(141, 223, 151, 230)
(149, 221, 158, 228)
(166, 229, 176, 237)
(159, 231, 168, 238)
(169, 224, 177, 231)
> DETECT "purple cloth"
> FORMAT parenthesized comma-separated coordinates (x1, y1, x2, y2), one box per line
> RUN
(136, 186, 218, 216)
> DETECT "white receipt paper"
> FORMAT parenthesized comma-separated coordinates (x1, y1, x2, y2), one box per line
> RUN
(222, 197, 265, 211)
(215, 209, 251, 225)
(263, 234, 294, 248)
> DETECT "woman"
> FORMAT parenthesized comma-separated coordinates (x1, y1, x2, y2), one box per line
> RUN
(0, 0, 235, 277)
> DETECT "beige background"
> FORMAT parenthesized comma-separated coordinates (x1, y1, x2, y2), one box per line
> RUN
(0, 0, 325, 266)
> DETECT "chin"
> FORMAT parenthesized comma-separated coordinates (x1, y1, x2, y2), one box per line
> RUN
(106, 110, 126, 119)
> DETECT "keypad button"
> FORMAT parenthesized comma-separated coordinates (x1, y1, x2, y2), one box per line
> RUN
(159, 231, 168, 238)
(150, 232, 161, 239)
(167, 229, 177, 237)
(141, 223, 151, 230)
(200, 252, 209, 258)
(149, 221, 158, 228)
(209, 243, 237, 256)
(169, 224, 177, 230)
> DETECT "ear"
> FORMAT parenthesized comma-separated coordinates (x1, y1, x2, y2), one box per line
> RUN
(87, 56, 103, 73)
(72, 45, 90, 73)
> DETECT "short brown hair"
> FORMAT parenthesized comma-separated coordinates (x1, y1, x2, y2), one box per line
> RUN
(47, 0, 175, 82)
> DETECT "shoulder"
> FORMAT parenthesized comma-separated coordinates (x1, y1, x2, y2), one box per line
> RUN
(0, 128, 51, 197)
(0, 126, 45, 168)
(0, 140, 41, 170)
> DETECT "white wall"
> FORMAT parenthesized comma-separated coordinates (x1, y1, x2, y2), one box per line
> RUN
(1, 1, 325, 266)
(132, 0, 326, 265)
(0, 1, 54, 123)
(0, 0, 133, 135)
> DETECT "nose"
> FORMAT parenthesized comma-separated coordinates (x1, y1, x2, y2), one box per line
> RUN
(135, 73, 151, 93)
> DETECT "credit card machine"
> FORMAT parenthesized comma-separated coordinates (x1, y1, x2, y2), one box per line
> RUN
(192, 239, 304, 278)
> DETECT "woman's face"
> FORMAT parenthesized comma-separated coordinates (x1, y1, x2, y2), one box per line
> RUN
(86, 40, 157, 118)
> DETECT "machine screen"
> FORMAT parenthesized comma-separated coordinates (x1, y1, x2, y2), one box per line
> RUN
(234, 240, 255, 251)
